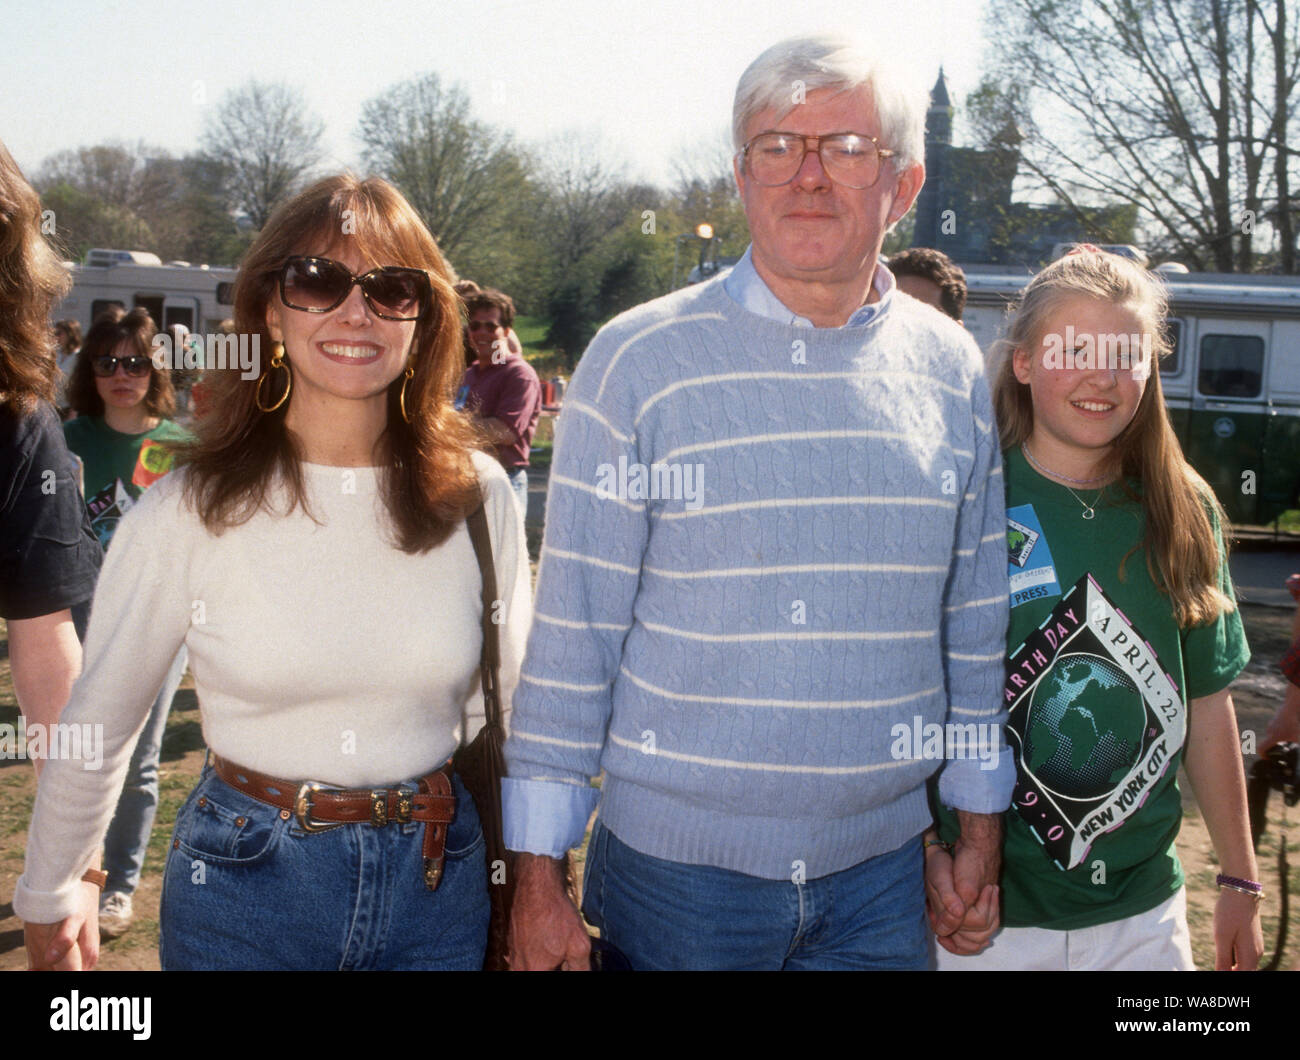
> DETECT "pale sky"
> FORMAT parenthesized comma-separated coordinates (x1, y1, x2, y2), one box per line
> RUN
(5, 0, 988, 186)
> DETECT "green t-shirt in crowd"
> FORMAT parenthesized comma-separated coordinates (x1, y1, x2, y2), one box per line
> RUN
(62, 416, 191, 550)
(937, 446, 1249, 930)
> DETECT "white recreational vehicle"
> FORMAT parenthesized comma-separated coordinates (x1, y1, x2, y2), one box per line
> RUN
(54, 248, 237, 337)
(963, 265, 1300, 526)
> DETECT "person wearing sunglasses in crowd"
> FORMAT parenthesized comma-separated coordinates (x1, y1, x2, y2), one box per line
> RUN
(61, 306, 192, 942)
(16, 174, 531, 970)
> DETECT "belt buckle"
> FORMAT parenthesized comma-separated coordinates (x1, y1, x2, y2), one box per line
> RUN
(370, 789, 388, 827)
(395, 789, 413, 824)
(294, 782, 344, 833)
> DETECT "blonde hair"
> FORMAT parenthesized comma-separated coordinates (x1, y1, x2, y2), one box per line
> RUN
(992, 251, 1234, 627)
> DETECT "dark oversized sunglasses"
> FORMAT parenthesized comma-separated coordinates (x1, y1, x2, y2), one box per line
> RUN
(91, 354, 152, 378)
(278, 256, 432, 321)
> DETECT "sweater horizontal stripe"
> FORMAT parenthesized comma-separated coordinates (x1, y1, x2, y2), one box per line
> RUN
(506, 276, 1011, 878)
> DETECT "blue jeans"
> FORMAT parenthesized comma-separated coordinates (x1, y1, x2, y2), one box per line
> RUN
(506, 466, 529, 520)
(103, 646, 187, 895)
(581, 820, 928, 970)
(159, 763, 489, 970)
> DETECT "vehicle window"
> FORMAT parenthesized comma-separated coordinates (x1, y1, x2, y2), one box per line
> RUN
(1159, 319, 1181, 375)
(163, 306, 194, 330)
(1198, 334, 1263, 398)
(134, 295, 164, 327)
(216, 282, 235, 306)
(90, 299, 125, 320)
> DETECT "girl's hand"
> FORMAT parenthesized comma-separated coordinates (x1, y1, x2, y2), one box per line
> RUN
(1214, 888, 1263, 971)
(924, 834, 999, 955)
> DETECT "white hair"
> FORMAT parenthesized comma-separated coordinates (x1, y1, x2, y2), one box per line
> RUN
(732, 34, 928, 171)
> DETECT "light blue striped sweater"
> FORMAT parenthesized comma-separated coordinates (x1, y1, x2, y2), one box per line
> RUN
(504, 275, 1013, 879)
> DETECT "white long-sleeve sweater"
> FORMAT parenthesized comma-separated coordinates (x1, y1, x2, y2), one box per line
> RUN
(15, 450, 530, 924)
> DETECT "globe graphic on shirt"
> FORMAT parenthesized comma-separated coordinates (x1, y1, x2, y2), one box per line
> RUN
(1022, 652, 1145, 800)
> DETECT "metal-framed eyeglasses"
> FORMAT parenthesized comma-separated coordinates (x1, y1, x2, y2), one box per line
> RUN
(739, 131, 897, 190)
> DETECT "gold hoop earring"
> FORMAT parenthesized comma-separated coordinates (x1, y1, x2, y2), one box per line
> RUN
(398, 363, 416, 424)
(255, 342, 291, 413)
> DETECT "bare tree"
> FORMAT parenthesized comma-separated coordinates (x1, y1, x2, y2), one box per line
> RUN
(200, 81, 325, 230)
(357, 73, 526, 259)
(981, 0, 1300, 271)
(532, 132, 630, 270)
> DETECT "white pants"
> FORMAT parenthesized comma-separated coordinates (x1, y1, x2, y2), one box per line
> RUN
(933, 887, 1195, 971)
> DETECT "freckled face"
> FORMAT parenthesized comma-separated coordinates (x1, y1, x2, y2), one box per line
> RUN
(1013, 295, 1150, 470)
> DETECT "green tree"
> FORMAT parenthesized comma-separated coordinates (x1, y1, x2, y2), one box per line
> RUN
(358, 73, 528, 261)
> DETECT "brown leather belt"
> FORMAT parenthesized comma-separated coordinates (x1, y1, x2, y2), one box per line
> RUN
(209, 753, 457, 890)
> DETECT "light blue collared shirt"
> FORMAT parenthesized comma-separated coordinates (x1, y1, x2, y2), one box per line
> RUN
(722, 245, 896, 326)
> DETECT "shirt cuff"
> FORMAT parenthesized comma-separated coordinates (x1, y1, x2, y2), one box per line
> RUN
(936, 746, 1017, 815)
(12, 873, 81, 926)
(502, 777, 599, 857)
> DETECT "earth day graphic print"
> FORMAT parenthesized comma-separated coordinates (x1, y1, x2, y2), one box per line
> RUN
(1004, 574, 1185, 870)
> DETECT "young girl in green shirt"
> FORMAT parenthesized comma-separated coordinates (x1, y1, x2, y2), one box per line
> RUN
(929, 249, 1262, 970)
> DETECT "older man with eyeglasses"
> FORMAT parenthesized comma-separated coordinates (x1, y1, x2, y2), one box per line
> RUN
(504, 34, 1013, 970)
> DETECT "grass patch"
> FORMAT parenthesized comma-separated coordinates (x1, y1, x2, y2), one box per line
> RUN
(529, 441, 552, 472)
(1277, 509, 1300, 533)
(517, 315, 570, 380)
(513, 315, 549, 349)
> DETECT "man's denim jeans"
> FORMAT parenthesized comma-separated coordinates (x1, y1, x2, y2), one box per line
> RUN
(506, 466, 529, 520)
(581, 819, 928, 970)
(159, 764, 489, 970)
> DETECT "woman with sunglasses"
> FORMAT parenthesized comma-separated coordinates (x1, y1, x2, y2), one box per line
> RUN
(17, 174, 531, 970)
(62, 306, 192, 943)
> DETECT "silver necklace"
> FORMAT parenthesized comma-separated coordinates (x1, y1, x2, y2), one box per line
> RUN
(1063, 483, 1102, 520)
(1020, 443, 1108, 486)
(1021, 445, 1106, 519)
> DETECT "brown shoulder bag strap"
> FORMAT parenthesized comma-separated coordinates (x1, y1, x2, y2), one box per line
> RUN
(466, 502, 503, 734)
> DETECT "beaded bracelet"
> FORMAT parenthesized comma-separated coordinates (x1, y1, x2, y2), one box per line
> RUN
(923, 837, 954, 854)
(1215, 873, 1264, 900)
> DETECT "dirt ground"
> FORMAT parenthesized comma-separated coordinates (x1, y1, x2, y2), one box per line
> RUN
(2, 602, 1298, 972)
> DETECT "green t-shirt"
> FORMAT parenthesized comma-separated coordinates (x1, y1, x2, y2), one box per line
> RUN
(937, 446, 1249, 930)
(62, 416, 191, 549)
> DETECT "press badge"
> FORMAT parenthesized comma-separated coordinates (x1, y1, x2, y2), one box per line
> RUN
(1007, 504, 1060, 608)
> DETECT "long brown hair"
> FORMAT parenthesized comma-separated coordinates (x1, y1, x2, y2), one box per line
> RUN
(992, 251, 1234, 627)
(181, 174, 480, 552)
(0, 140, 70, 411)
(68, 306, 176, 419)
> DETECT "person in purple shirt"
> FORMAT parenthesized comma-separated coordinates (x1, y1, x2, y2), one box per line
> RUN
(457, 288, 541, 516)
